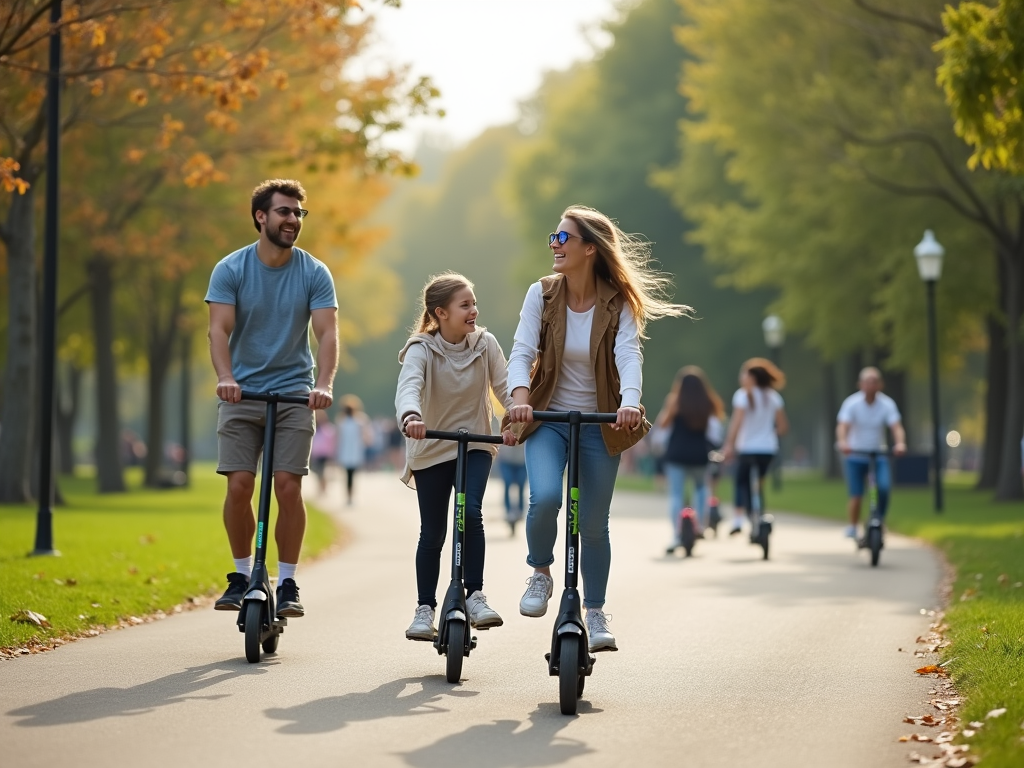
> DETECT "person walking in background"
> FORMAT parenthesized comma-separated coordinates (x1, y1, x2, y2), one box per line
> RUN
(836, 367, 907, 539)
(497, 441, 528, 535)
(722, 358, 788, 538)
(396, 272, 515, 641)
(335, 394, 371, 506)
(505, 204, 689, 653)
(655, 366, 724, 553)
(310, 410, 336, 495)
(206, 178, 338, 618)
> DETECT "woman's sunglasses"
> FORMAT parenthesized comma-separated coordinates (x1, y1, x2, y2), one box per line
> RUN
(549, 231, 586, 245)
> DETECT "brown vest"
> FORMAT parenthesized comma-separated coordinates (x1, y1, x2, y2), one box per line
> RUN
(503, 274, 651, 456)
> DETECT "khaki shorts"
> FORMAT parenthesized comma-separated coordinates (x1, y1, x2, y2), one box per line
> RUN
(216, 400, 315, 476)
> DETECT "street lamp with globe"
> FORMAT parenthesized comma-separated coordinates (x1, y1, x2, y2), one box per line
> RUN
(914, 229, 944, 513)
(762, 315, 785, 489)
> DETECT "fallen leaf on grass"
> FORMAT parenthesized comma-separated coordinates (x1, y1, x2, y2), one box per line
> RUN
(985, 708, 1006, 719)
(139, 534, 156, 545)
(899, 734, 933, 743)
(916, 665, 948, 676)
(9, 610, 51, 628)
(90, 602, 101, 608)
(127, 566, 138, 576)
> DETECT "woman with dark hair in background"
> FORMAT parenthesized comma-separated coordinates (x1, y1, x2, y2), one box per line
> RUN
(722, 358, 788, 537)
(655, 366, 724, 553)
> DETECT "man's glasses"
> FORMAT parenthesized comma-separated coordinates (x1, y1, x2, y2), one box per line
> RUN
(549, 231, 584, 245)
(273, 206, 309, 219)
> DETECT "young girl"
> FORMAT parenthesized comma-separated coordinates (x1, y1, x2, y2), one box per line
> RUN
(655, 366, 725, 551)
(505, 204, 690, 652)
(395, 272, 515, 641)
(723, 358, 788, 537)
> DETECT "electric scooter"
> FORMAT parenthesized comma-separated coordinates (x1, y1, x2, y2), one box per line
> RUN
(678, 507, 698, 557)
(532, 410, 619, 716)
(237, 390, 313, 663)
(748, 462, 773, 560)
(707, 450, 724, 535)
(423, 428, 504, 683)
(854, 450, 886, 567)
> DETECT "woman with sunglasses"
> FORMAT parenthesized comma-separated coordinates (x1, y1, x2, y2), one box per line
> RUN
(504, 205, 689, 652)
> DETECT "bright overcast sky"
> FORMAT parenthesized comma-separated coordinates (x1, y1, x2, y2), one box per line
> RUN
(362, 0, 623, 153)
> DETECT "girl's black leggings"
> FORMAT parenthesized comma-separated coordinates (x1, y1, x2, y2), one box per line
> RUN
(411, 450, 492, 608)
(733, 453, 775, 511)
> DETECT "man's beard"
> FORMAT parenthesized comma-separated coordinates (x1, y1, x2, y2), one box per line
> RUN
(266, 223, 298, 249)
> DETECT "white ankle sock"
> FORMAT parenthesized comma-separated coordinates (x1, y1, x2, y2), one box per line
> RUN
(233, 557, 252, 578)
(278, 562, 297, 582)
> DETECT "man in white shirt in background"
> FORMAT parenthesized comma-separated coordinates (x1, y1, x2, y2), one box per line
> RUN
(836, 367, 907, 539)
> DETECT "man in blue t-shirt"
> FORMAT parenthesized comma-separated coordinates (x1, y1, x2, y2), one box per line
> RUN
(205, 178, 338, 616)
(836, 367, 907, 540)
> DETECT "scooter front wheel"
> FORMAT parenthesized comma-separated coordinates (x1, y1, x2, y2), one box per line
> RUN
(760, 526, 770, 560)
(869, 526, 882, 567)
(680, 514, 696, 558)
(243, 601, 263, 663)
(445, 620, 466, 683)
(559, 635, 581, 715)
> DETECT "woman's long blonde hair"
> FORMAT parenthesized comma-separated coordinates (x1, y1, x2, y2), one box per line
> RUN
(411, 271, 476, 335)
(562, 204, 692, 338)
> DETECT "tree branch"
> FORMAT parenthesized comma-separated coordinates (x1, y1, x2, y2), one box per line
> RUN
(58, 281, 91, 317)
(837, 124, 1010, 244)
(852, 0, 945, 38)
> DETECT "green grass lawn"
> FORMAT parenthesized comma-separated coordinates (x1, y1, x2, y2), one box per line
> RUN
(1, 464, 338, 651)
(618, 469, 1024, 767)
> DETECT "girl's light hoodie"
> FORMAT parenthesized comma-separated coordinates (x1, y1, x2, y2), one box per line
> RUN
(395, 328, 513, 488)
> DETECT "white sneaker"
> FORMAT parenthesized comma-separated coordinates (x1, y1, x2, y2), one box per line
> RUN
(405, 605, 436, 641)
(843, 524, 857, 539)
(519, 572, 554, 617)
(586, 609, 618, 652)
(466, 592, 503, 629)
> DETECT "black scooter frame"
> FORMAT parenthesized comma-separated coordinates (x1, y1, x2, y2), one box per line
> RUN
(531, 411, 618, 684)
(423, 429, 504, 665)
(236, 391, 311, 660)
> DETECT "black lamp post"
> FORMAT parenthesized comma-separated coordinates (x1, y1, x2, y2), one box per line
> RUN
(914, 229, 944, 514)
(32, 0, 63, 556)
(762, 315, 785, 490)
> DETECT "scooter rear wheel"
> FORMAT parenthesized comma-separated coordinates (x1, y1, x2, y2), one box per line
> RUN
(559, 635, 581, 715)
(262, 631, 280, 655)
(869, 526, 882, 567)
(760, 526, 770, 560)
(243, 602, 263, 663)
(680, 515, 696, 558)
(445, 620, 466, 683)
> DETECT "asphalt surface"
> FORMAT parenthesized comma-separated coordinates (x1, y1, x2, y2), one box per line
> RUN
(1, 470, 942, 767)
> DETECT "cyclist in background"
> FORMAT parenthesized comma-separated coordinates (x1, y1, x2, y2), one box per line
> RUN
(835, 367, 907, 539)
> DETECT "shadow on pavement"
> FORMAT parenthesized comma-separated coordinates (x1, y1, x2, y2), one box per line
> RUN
(398, 702, 599, 767)
(264, 676, 479, 734)
(7, 659, 266, 726)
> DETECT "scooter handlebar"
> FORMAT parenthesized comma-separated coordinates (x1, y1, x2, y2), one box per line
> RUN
(424, 429, 505, 444)
(240, 390, 313, 406)
(531, 411, 619, 424)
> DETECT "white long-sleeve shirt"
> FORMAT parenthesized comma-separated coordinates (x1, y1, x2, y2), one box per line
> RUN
(507, 281, 643, 410)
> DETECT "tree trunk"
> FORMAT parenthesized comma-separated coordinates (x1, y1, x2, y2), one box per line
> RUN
(87, 256, 125, 493)
(56, 361, 82, 475)
(143, 279, 183, 488)
(180, 333, 192, 485)
(994, 256, 1024, 500)
(822, 362, 841, 478)
(977, 313, 1007, 489)
(0, 186, 38, 503)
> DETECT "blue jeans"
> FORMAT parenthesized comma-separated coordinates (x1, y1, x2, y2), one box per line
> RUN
(524, 423, 620, 609)
(844, 456, 891, 518)
(665, 462, 708, 535)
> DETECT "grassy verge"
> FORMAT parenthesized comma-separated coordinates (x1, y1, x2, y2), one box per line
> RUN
(1, 464, 338, 651)
(617, 470, 1024, 767)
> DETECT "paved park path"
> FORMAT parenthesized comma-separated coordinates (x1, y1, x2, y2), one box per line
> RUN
(1, 471, 942, 767)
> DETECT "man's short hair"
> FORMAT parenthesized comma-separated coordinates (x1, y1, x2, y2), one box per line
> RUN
(859, 366, 883, 383)
(251, 179, 307, 232)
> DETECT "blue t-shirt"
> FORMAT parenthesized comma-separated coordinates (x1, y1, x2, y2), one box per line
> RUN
(205, 243, 337, 393)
